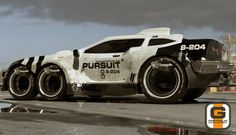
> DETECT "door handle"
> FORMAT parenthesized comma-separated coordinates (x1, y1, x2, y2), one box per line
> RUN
(112, 55, 120, 57)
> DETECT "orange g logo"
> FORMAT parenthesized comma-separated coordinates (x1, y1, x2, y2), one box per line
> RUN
(206, 103, 230, 129)
(211, 107, 225, 119)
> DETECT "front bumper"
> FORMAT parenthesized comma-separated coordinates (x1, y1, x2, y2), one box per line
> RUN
(191, 61, 234, 74)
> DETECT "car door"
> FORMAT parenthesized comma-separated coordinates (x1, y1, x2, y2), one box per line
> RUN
(80, 39, 144, 83)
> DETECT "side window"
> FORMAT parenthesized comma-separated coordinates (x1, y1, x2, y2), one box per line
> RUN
(148, 39, 175, 46)
(85, 39, 144, 53)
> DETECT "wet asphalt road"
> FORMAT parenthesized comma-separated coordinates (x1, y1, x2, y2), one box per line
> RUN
(0, 91, 236, 135)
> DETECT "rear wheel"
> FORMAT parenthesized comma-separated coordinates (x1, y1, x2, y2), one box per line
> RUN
(183, 88, 206, 100)
(37, 65, 67, 100)
(140, 57, 187, 103)
(8, 66, 37, 100)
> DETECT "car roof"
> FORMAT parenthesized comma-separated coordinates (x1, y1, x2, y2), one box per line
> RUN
(104, 27, 183, 41)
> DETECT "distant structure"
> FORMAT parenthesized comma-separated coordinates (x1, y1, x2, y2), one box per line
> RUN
(223, 34, 236, 62)
(0, 70, 3, 86)
(223, 34, 236, 85)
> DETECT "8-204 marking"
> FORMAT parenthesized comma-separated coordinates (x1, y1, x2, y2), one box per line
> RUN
(100, 69, 120, 79)
(180, 44, 206, 51)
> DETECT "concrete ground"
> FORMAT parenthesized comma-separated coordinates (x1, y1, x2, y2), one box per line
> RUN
(0, 91, 235, 135)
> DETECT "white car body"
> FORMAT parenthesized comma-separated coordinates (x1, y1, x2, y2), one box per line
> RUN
(2, 27, 233, 103)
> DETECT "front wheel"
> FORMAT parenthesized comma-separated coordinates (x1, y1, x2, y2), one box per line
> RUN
(37, 65, 67, 100)
(140, 57, 187, 103)
(8, 66, 37, 100)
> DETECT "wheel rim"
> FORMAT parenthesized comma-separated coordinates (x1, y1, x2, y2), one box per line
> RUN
(143, 58, 181, 99)
(9, 68, 33, 96)
(38, 67, 64, 98)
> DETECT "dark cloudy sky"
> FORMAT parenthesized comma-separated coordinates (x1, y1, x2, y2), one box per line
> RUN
(0, 0, 235, 68)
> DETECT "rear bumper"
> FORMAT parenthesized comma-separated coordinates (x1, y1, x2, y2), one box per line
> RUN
(191, 61, 234, 74)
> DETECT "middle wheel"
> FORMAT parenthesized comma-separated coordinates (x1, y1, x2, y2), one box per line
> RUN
(37, 65, 67, 100)
(140, 57, 187, 103)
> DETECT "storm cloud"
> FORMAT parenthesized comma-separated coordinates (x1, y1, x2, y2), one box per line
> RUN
(0, 0, 235, 32)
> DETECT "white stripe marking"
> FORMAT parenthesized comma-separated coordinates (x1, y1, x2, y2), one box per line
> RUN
(32, 57, 39, 72)
(22, 58, 29, 65)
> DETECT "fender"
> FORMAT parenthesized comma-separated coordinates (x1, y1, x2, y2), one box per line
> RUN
(2, 59, 24, 91)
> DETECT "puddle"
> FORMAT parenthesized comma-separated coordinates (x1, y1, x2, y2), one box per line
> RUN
(145, 124, 231, 135)
(0, 102, 56, 114)
(0, 102, 233, 134)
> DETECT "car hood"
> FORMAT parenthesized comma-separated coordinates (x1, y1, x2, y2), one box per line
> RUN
(52, 50, 73, 58)
(49, 49, 80, 58)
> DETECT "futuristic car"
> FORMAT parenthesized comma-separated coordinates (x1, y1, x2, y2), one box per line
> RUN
(2, 28, 233, 103)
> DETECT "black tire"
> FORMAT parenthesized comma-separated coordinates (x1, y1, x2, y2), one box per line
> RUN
(183, 88, 206, 100)
(140, 57, 187, 103)
(8, 66, 37, 100)
(88, 95, 103, 98)
(37, 65, 67, 100)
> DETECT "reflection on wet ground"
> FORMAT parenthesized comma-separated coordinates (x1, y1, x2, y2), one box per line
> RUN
(144, 124, 231, 135)
(0, 102, 56, 114)
(0, 101, 233, 135)
(66, 96, 154, 104)
(65, 95, 236, 104)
